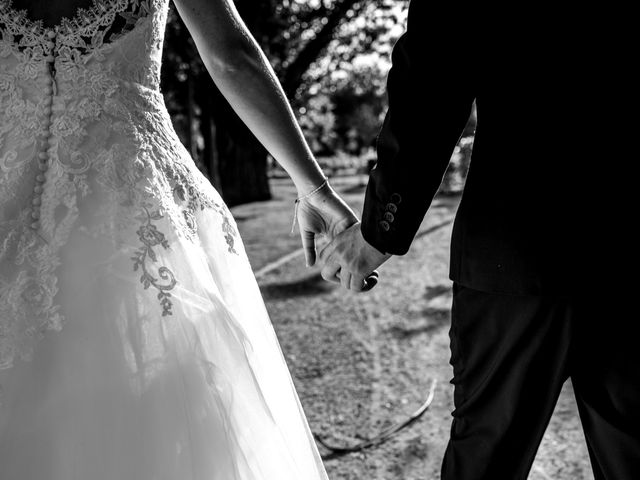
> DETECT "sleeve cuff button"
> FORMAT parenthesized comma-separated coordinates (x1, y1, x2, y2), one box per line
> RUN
(379, 220, 391, 231)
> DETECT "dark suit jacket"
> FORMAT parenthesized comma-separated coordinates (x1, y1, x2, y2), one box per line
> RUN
(361, 3, 623, 296)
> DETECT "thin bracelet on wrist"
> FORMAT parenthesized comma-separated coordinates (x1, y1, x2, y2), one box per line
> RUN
(296, 178, 329, 202)
(290, 178, 329, 234)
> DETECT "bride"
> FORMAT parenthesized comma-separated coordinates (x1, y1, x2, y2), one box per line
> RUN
(0, 0, 358, 478)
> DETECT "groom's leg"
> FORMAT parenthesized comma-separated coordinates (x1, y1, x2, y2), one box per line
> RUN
(571, 296, 640, 480)
(441, 284, 572, 480)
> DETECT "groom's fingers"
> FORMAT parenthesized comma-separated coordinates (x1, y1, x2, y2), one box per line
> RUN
(340, 270, 352, 290)
(321, 262, 341, 284)
(361, 271, 379, 292)
(350, 274, 366, 292)
(300, 230, 316, 267)
(362, 274, 379, 292)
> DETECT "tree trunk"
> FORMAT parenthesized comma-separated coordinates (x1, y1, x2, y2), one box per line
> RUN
(200, 88, 222, 191)
(193, 69, 271, 205)
(186, 74, 199, 159)
(212, 90, 271, 206)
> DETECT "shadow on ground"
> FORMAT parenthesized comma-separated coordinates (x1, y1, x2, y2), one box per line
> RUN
(386, 307, 450, 339)
(260, 273, 337, 300)
(386, 285, 452, 339)
(424, 285, 451, 300)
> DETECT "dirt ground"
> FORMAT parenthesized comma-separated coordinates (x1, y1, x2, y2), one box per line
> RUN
(231, 176, 594, 480)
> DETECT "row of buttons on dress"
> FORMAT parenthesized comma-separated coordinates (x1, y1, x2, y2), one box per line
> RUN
(31, 29, 58, 231)
(379, 193, 402, 232)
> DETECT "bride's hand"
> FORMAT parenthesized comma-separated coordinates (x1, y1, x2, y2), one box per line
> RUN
(294, 182, 358, 267)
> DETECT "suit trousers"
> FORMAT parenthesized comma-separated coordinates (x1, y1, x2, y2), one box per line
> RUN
(441, 283, 640, 480)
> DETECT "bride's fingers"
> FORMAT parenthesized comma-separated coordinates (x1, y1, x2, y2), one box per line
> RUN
(317, 239, 334, 264)
(300, 229, 316, 267)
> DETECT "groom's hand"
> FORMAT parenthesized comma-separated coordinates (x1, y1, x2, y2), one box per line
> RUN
(319, 222, 392, 292)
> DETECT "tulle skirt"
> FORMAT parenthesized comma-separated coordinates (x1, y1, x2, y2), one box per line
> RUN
(0, 185, 328, 480)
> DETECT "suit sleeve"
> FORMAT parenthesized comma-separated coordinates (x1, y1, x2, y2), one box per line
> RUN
(361, 1, 476, 255)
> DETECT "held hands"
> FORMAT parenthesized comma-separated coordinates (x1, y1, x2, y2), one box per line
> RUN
(318, 222, 391, 292)
(294, 181, 359, 267)
(294, 180, 391, 292)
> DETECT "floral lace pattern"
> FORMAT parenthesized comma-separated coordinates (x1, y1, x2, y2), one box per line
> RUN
(132, 204, 176, 316)
(0, 0, 148, 54)
(0, 0, 239, 370)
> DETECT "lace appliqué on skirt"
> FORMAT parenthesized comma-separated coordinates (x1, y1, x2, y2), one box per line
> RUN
(132, 205, 176, 316)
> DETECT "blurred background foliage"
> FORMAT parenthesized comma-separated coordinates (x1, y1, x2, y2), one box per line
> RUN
(161, 0, 474, 206)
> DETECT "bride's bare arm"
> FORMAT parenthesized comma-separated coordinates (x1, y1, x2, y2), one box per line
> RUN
(172, 0, 325, 195)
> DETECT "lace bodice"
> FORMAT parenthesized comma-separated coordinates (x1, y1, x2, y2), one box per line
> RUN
(0, 0, 239, 370)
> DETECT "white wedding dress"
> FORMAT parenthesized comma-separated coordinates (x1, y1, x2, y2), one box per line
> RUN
(0, 1, 329, 478)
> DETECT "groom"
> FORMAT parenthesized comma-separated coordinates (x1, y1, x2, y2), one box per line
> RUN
(318, 2, 639, 479)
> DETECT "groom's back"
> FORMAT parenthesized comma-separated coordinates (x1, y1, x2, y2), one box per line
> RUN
(439, 6, 624, 294)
